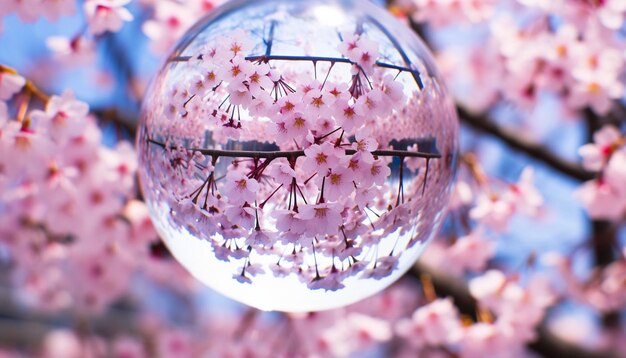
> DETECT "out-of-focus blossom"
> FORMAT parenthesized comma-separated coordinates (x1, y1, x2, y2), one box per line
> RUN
(396, 298, 463, 349)
(470, 167, 543, 231)
(84, 0, 134, 35)
(576, 126, 626, 220)
(142, 0, 224, 53)
(0, 72, 26, 101)
(46, 36, 97, 65)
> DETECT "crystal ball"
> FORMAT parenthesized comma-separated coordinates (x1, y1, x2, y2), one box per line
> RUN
(137, 0, 458, 312)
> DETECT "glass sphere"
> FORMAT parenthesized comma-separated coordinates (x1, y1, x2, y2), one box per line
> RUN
(137, 0, 458, 312)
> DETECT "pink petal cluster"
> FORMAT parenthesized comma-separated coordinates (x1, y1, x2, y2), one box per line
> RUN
(84, 0, 134, 35)
(0, 87, 165, 314)
(575, 125, 626, 220)
(1, 0, 76, 23)
(410, 0, 497, 27)
(434, 7, 626, 114)
(547, 252, 626, 312)
(142, 0, 225, 53)
(469, 270, 556, 342)
(396, 298, 462, 349)
(470, 168, 543, 232)
(0, 71, 26, 101)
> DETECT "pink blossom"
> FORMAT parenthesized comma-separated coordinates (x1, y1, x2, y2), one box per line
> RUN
(568, 46, 624, 115)
(361, 159, 391, 188)
(396, 298, 462, 349)
(352, 128, 378, 153)
(412, 0, 496, 27)
(219, 56, 253, 84)
(603, 149, 626, 191)
(46, 36, 97, 65)
(334, 101, 365, 132)
(283, 112, 313, 141)
(469, 269, 507, 306)
(578, 124, 623, 171)
(30, 90, 89, 142)
(338, 32, 380, 73)
(156, 329, 193, 358)
(459, 322, 516, 358)
(0, 72, 26, 101)
(598, 0, 626, 29)
(266, 161, 296, 187)
(505, 167, 543, 216)
(446, 230, 495, 275)
(226, 81, 254, 106)
(273, 209, 306, 235)
(325, 82, 351, 104)
(221, 172, 259, 205)
(0, 101, 8, 123)
(302, 141, 343, 176)
(245, 62, 273, 96)
(355, 88, 386, 119)
(11, 0, 44, 22)
(575, 179, 626, 220)
(84, 0, 134, 35)
(469, 193, 514, 231)
(296, 202, 343, 236)
(222, 29, 253, 60)
(324, 167, 356, 201)
(142, 2, 190, 53)
(43, 329, 105, 358)
(380, 74, 406, 103)
(42, 0, 77, 21)
(224, 205, 256, 229)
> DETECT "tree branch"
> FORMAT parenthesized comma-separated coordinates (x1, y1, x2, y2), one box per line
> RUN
(458, 106, 595, 181)
(147, 138, 441, 159)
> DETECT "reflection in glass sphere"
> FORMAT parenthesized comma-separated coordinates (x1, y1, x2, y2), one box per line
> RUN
(137, 0, 458, 312)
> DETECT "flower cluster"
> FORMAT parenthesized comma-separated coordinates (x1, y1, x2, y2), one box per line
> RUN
(141, 0, 225, 53)
(2, 273, 557, 357)
(575, 125, 626, 220)
(1, 0, 136, 69)
(1, 0, 133, 36)
(0, 67, 173, 314)
(546, 251, 626, 313)
(408, 0, 497, 27)
(394, 269, 555, 357)
(429, 2, 626, 115)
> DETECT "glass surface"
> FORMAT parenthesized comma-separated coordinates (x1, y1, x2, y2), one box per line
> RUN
(137, 0, 458, 312)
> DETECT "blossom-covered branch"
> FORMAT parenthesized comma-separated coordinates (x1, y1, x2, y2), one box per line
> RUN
(147, 138, 442, 159)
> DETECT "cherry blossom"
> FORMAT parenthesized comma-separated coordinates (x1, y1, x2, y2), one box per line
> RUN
(575, 178, 626, 220)
(445, 230, 495, 275)
(396, 298, 462, 349)
(576, 125, 626, 220)
(221, 171, 260, 205)
(30, 90, 89, 141)
(46, 36, 97, 65)
(579, 125, 624, 171)
(302, 142, 344, 176)
(84, 0, 134, 35)
(0, 71, 26, 101)
(142, 0, 224, 53)
(470, 167, 543, 231)
(297, 202, 343, 236)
